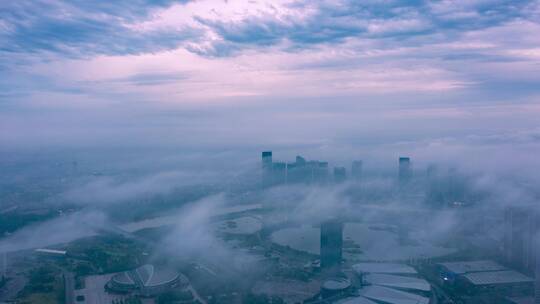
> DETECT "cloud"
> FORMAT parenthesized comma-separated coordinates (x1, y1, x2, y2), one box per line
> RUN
(2, 0, 537, 59)
(0, 0, 197, 58)
(0, 0, 539, 155)
(0, 211, 108, 253)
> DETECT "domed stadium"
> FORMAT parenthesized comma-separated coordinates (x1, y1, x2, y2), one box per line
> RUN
(106, 264, 183, 297)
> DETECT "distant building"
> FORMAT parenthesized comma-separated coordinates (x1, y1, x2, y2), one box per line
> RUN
(262, 151, 273, 186)
(437, 260, 533, 296)
(35, 248, 67, 259)
(353, 263, 419, 277)
(260, 151, 331, 185)
(106, 264, 183, 297)
(321, 276, 352, 299)
(272, 162, 287, 185)
(262, 151, 272, 168)
(536, 234, 540, 304)
(320, 220, 343, 271)
(313, 161, 330, 184)
(398, 157, 412, 185)
(334, 167, 347, 183)
(351, 262, 431, 303)
(504, 207, 540, 275)
(351, 161, 363, 181)
(287, 155, 310, 184)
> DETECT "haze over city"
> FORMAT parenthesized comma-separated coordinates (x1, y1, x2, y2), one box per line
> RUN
(1, 1, 540, 304)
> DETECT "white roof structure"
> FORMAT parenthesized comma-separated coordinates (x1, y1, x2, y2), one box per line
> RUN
(437, 260, 506, 274)
(35, 248, 67, 255)
(359, 285, 430, 304)
(112, 264, 180, 288)
(463, 270, 533, 286)
(334, 297, 378, 304)
(505, 296, 534, 304)
(364, 273, 431, 292)
(322, 277, 351, 291)
(353, 263, 417, 275)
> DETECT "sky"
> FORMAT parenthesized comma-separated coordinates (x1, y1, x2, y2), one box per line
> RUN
(1, 0, 540, 166)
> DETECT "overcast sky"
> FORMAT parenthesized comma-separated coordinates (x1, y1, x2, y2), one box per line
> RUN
(0, 0, 539, 166)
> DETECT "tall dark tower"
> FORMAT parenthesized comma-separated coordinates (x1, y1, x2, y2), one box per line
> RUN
(534, 230, 540, 304)
(398, 157, 412, 185)
(351, 160, 363, 181)
(262, 151, 272, 168)
(320, 220, 343, 271)
(505, 206, 540, 275)
(261, 151, 273, 186)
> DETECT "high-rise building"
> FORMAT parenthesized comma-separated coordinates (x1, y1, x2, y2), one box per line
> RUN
(334, 167, 346, 183)
(1, 252, 6, 281)
(314, 161, 329, 184)
(534, 235, 540, 304)
(320, 220, 343, 271)
(287, 155, 310, 184)
(504, 206, 540, 275)
(272, 162, 287, 185)
(351, 160, 363, 181)
(262, 151, 272, 168)
(398, 157, 412, 184)
(261, 151, 273, 186)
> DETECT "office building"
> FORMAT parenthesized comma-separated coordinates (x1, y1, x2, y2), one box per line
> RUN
(287, 155, 310, 184)
(262, 151, 272, 168)
(437, 260, 533, 296)
(272, 162, 287, 185)
(313, 161, 329, 184)
(321, 220, 343, 271)
(351, 160, 363, 181)
(261, 151, 273, 186)
(504, 207, 540, 275)
(334, 167, 347, 183)
(398, 157, 412, 185)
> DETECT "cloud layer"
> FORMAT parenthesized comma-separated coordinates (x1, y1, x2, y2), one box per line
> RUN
(0, 0, 539, 154)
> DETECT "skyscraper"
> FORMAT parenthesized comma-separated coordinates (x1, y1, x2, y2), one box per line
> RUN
(320, 220, 343, 271)
(333, 167, 346, 183)
(262, 151, 272, 168)
(314, 161, 329, 184)
(272, 162, 287, 185)
(351, 160, 363, 181)
(398, 157, 412, 184)
(261, 151, 273, 186)
(287, 155, 310, 183)
(504, 206, 540, 275)
(534, 235, 540, 304)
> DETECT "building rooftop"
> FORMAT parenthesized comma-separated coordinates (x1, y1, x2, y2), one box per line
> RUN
(334, 297, 377, 304)
(463, 270, 533, 286)
(111, 264, 180, 289)
(353, 263, 417, 275)
(438, 260, 506, 274)
(35, 248, 67, 255)
(359, 285, 429, 304)
(112, 272, 135, 286)
(322, 277, 351, 291)
(364, 273, 431, 292)
(505, 296, 534, 304)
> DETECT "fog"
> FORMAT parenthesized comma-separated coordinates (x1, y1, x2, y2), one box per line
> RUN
(1, 133, 539, 253)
